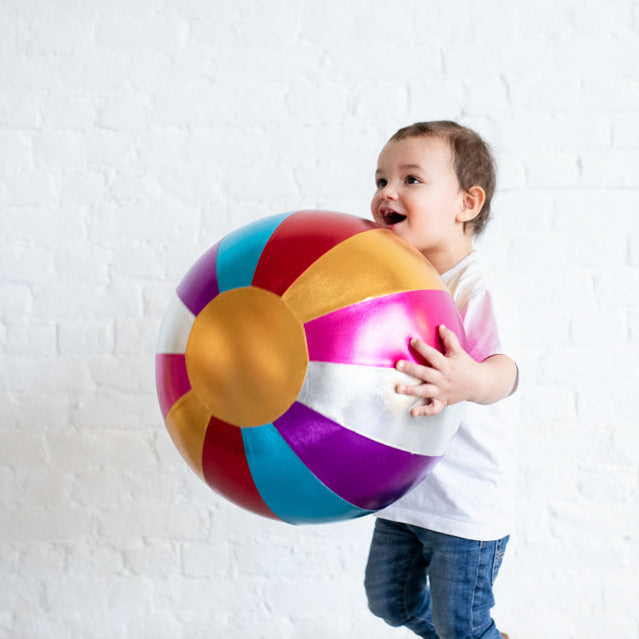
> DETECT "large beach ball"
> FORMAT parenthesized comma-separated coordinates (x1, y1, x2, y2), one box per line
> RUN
(155, 210, 465, 524)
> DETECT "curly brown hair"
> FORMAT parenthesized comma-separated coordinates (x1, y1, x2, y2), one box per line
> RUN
(388, 121, 497, 236)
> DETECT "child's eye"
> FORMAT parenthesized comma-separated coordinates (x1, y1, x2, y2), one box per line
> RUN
(376, 178, 387, 188)
(406, 175, 420, 184)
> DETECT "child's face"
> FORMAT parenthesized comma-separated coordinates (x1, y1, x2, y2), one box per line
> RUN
(371, 135, 469, 270)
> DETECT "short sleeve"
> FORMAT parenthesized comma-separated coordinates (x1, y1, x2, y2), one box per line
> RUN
(461, 288, 520, 365)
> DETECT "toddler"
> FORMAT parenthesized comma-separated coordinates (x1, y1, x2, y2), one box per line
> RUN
(364, 121, 519, 639)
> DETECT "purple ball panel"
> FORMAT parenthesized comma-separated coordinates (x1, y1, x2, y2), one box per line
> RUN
(273, 402, 441, 511)
(176, 242, 220, 316)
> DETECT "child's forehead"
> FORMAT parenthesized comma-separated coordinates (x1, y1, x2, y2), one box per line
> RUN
(378, 135, 453, 167)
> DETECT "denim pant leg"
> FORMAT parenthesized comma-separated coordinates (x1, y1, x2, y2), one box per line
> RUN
(364, 518, 438, 638)
(412, 526, 509, 639)
(365, 519, 509, 639)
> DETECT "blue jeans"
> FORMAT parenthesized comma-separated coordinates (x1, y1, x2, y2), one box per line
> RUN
(365, 518, 508, 639)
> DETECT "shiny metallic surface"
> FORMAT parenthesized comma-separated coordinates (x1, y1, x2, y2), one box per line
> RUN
(282, 228, 445, 323)
(165, 390, 211, 479)
(156, 210, 466, 523)
(304, 289, 465, 368)
(274, 402, 440, 511)
(185, 286, 308, 428)
(156, 292, 195, 354)
(297, 361, 464, 457)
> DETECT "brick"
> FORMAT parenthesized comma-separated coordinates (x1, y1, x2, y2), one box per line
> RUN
(555, 34, 639, 76)
(612, 113, 639, 148)
(180, 540, 233, 578)
(6, 322, 56, 356)
(497, 113, 611, 152)
(3, 170, 58, 206)
(94, 13, 189, 51)
(13, 540, 67, 575)
(580, 149, 639, 189)
(576, 381, 639, 422)
(97, 92, 154, 131)
(0, 131, 33, 172)
(569, 307, 627, 344)
(3, 204, 87, 245)
(520, 309, 570, 347)
(520, 385, 575, 423)
(69, 467, 138, 509)
(552, 189, 639, 230)
(0, 386, 71, 429)
(59, 170, 107, 205)
(48, 428, 155, 469)
(41, 93, 97, 128)
(524, 152, 580, 188)
(23, 14, 93, 55)
(577, 463, 636, 504)
(44, 575, 111, 612)
(88, 356, 156, 394)
(2, 351, 95, 398)
(508, 75, 582, 114)
(1, 505, 93, 542)
(540, 344, 639, 386)
(579, 75, 639, 111)
(114, 317, 159, 355)
(111, 243, 165, 280)
(123, 610, 185, 639)
(18, 465, 75, 506)
(593, 267, 639, 307)
(515, 267, 595, 311)
(572, 228, 629, 267)
(629, 309, 639, 341)
(88, 201, 200, 246)
(153, 84, 289, 127)
(70, 393, 146, 429)
(0, 428, 46, 465)
(57, 319, 114, 356)
(96, 503, 209, 542)
(492, 154, 527, 189)
(0, 89, 42, 128)
(0, 282, 32, 318)
(106, 169, 164, 203)
(34, 129, 136, 169)
(445, 36, 555, 77)
(287, 80, 353, 123)
(630, 234, 639, 267)
(0, 241, 55, 283)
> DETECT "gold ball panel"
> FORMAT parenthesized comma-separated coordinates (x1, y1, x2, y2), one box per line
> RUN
(185, 287, 309, 428)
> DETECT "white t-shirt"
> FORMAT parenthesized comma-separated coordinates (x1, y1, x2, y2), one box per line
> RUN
(376, 251, 520, 541)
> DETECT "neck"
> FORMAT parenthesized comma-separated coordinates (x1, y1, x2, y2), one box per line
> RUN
(423, 235, 474, 274)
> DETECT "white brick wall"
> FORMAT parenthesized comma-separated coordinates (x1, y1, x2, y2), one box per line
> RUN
(1, 1, 637, 637)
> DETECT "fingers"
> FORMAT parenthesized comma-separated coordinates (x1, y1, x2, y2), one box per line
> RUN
(406, 335, 446, 368)
(406, 325, 460, 363)
(395, 380, 439, 399)
(410, 398, 445, 417)
(396, 325, 458, 378)
(395, 358, 440, 385)
(394, 326, 461, 418)
(438, 324, 461, 355)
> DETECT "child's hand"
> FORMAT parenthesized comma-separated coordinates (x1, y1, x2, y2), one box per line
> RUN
(395, 325, 480, 417)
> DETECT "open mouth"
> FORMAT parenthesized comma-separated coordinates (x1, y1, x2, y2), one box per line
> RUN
(380, 209, 407, 226)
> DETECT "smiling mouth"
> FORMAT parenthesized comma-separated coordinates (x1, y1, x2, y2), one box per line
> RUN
(380, 210, 407, 225)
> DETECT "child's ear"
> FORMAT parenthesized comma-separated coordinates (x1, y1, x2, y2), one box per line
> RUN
(457, 186, 486, 223)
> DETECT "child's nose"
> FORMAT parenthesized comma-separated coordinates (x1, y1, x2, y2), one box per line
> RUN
(381, 182, 398, 199)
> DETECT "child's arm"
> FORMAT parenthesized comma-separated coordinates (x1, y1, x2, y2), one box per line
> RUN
(395, 325, 519, 418)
